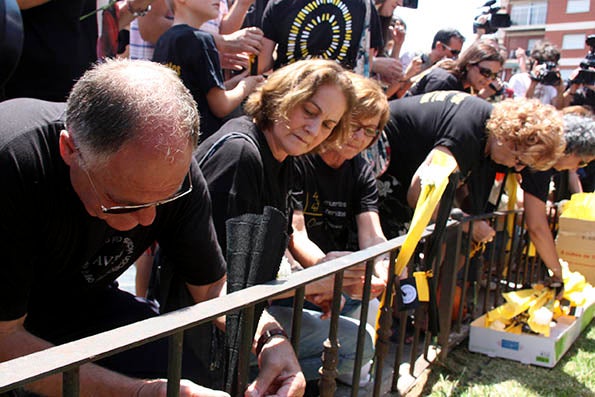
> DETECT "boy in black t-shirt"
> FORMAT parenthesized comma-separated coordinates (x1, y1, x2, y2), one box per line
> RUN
(153, 0, 264, 139)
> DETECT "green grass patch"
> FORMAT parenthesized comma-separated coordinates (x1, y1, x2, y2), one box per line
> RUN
(417, 320, 595, 397)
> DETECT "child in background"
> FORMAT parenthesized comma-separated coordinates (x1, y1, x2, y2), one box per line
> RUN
(153, 0, 264, 139)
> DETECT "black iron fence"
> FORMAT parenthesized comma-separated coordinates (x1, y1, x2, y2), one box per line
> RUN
(0, 207, 557, 397)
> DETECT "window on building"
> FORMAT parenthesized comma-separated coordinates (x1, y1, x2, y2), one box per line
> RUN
(510, 1, 547, 26)
(562, 34, 586, 50)
(567, 0, 590, 13)
(527, 38, 540, 52)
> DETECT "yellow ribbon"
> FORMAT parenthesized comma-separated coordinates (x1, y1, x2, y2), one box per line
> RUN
(413, 271, 432, 302)
(376, 150, 457, 335)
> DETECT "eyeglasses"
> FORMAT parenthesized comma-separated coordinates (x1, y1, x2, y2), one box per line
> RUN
(441, 43, 460, 56)
(79, 154, 193, 214)
(578, 159, 590, 168)
(475, 64, 500, 80)
(351, 123, 380, 138)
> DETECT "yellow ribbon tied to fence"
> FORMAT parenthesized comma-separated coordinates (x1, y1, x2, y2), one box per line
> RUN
(376, 150, 457, 333)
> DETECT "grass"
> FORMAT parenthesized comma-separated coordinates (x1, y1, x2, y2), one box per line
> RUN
(412, 320, 595, 397)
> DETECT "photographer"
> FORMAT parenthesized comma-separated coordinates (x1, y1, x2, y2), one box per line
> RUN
(508, 41, 565, 109)
(562, 35, 595, 113)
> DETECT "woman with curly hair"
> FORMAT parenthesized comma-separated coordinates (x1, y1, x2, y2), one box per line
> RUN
(408, 39, 504, 96)
(372, 91, 565, 245)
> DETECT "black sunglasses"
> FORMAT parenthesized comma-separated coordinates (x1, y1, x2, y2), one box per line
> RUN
(442, 43, 460, 56)
(475, 64, 500, 80)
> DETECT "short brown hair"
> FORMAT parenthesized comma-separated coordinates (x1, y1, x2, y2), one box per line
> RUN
(244, 59, 355, 151)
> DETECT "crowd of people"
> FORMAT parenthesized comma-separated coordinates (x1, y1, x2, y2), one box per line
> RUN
(1, 0, 594, 396)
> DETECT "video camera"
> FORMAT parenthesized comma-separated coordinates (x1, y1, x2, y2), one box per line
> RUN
(571, 34, 595, 86)
(473, 0, 512, 35)
(531, 61, 562, 86)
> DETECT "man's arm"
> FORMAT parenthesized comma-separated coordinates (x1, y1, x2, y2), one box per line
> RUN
(246, 310, 305, 397)
(137, 0, 172, 45)
(523, 191, 564, 280)
(0, 316, 145, 396)
(187, 275, 305, 396)
(258, 37, 276, 74)
(117, 0, 155, 31)
(219, 0, 254, 35)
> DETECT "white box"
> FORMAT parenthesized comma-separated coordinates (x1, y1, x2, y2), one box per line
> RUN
(468, 299, 594, 368)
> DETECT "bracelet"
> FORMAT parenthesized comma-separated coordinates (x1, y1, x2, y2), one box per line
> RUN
(255, 328, 288, 357)
(127, 1, 151, 17)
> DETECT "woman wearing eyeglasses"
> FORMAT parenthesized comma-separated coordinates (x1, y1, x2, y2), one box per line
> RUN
(269, 72, 391, 385)
(287, 72, 392, 301)
(195, 59, 375, 387)
(408, 39, 504, 97)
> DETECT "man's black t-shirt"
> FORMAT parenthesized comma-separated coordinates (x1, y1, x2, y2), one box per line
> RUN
(3, 0, 97, 101)
(292, 154, 377, 252)
(375, 92, 494, 236)
(153, 25, 226, 140)
(261, 0, 383, 70)
(408, 67, 466, 96)
(195, 116, 294, 253)
(0, 98, 226, 322)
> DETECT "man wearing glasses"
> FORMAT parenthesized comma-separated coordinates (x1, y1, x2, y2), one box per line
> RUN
(398, 28, 465, 96)
(0, 59, 304, 397)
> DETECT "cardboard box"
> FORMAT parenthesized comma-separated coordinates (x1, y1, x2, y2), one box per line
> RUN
(556, 217, 595, 285)
(468, 299, 594, 368)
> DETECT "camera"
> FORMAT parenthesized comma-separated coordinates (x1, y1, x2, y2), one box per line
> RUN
(531, 61, 562, 86)
(401, 0, 418, 8)
(473, 0, 511, 35)
(571, 34, 595, 86)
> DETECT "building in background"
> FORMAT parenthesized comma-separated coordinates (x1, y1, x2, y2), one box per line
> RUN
(500, 0, 594, 81)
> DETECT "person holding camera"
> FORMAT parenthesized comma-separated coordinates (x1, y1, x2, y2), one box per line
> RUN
(508, 41, 565, 109)
(561, 35, 595, 113)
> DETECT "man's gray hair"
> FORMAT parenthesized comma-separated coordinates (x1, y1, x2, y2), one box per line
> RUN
(66, 59, 199, 166)
(563, 114, 595, 157)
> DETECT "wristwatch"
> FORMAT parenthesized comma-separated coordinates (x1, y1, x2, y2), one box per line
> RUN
(127, 1, 151, 17)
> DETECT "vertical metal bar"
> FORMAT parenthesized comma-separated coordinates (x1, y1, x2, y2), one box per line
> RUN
(291, 286, 305, 352)
(319, 271, 343, 397)
(438, 225, 462, 361)
(167, 331, 184, 397)
(63, 368, 79, 397)
(376, 249, 398, 397)
(237, 306, 255, 395)
(408, 305, 424, 375)
(391, 285, 407, 394)
(350, 259, 374, 397)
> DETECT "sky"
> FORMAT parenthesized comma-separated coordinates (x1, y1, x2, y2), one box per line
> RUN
(395, 0, 496, 56)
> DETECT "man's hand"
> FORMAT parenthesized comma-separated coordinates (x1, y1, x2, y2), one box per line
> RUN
(221, 27, 264, 55)
(137, 379, 230, 397)
(471, 220, 495, 244)
(245, 337, 306, 397)
(372, 57, 403, 85)
(220, 53, 250, 71)
(307, 293, 346, 320)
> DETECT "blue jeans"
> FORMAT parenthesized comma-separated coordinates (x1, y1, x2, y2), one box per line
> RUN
(265, 306, 375, 382)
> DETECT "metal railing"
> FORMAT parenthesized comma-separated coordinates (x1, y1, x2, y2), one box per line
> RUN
(0, 208, 556, 397)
